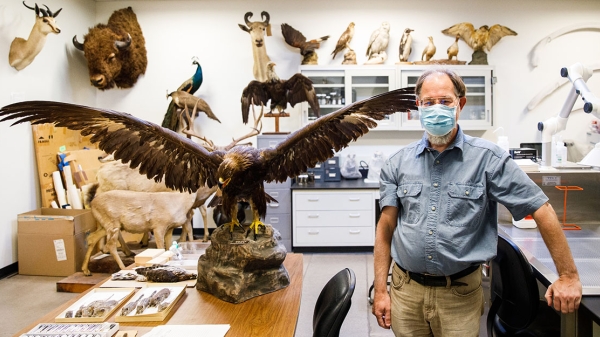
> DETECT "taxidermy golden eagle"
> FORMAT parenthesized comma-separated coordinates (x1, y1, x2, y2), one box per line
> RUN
(0, 88, 416, 237)
(241, 61, 320, 124)
(281, 23, 329, 65)
(441, 22, 517, 52)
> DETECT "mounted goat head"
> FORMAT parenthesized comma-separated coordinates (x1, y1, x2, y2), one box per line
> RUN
(238, 11, 271, 82)
(72, 7, 147, 90)
(8, 1, 62, 71)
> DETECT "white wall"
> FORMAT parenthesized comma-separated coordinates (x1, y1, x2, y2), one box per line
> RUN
(1, 0, 599, 269)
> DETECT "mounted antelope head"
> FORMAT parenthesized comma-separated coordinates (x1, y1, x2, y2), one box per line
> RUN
(8, 1, 62, 71)
(238, 11, 271, 82)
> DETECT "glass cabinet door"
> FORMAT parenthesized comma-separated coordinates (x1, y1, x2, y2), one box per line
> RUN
(302, 70, 345, 122)
(347, 68, 398, 130)
(399, 66, 493, 130)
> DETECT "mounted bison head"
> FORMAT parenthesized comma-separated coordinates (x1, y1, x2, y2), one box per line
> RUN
(73, 7, 147, 90)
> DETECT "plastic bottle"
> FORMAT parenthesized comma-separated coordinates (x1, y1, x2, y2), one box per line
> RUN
(555, 141, 566, 167)
(169, 241, 182, 260)
(493, 127, 509, 153)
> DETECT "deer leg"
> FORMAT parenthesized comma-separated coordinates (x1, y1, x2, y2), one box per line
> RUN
(81, 227, 106, 276)
(118, 232, 133, 257)
(165, 227, 174, 249)
(154, 226, 168, 249)
(106, 227, 127, 270)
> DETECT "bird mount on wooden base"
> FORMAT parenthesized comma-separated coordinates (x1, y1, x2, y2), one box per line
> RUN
(195, 223, 289, 303)
(411, 59, 467, 66)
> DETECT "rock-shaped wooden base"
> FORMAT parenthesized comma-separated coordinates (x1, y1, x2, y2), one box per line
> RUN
(469, 50, 488, 65)
(195, 223, 289, 303)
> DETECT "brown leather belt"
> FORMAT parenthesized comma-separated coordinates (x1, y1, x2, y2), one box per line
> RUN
(395, 263, 479, 287)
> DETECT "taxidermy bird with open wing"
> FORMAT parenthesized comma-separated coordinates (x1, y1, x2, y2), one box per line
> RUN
(241, 61, 320, 123)
(281, 23, 329, 65)
(0, 88, 416, 237)
(442, 22, 517, 52)
(162, 56, 204, 131)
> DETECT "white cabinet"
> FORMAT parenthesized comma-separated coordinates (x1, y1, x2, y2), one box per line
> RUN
(398, 65, 495, 130)
(299, 65, 495, 131)
(299, 65, 398, 130)
(292, 189, 376, 247)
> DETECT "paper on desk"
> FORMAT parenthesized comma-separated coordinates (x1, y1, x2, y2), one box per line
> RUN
(141, 324, 230, 337)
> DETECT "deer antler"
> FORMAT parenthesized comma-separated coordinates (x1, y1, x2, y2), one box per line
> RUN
(179, 101, 263, 152)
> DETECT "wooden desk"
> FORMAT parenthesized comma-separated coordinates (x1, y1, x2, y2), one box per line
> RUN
(17, 253, 303, 337)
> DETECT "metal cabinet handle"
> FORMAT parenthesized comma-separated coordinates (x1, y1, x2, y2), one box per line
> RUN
(308, 214, 319, 218)
(349, 230, 361, 234)
(269, 217, 280, 223)
(349, 213, 361, 218)
(308, 230, 320, 235)
(349, 197, 361, 201)
(269, 203, 280, 208)
(270, 192, 279, 198)
(308, 198, 319, 202)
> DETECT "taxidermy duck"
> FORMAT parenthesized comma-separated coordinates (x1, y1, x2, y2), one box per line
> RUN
(162, 57, 204, 131)
(241, 62, 320, 122)
(422, 36, 436, 61)
(0, 88, 416, 238)
(447, 36, 459, 60)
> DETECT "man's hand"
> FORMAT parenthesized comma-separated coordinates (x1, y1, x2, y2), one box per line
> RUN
(372, 291, 392, 329)
(545, 274, 582, 313)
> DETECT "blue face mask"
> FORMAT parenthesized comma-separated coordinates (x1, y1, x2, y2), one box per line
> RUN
(418, 104, 457, 136)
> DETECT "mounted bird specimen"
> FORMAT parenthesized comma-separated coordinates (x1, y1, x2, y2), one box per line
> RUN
(166, 91, 220, 133)
(241, 62, 320, 124)
(162, 57, 203, 131)
(365, 22, 390, 64)
(281, 23, 329, 65)
(332, 22, 355, 60)
(447, 36, 459, 60)
(422, 36, 436, 61)
(442, 22, 517, 64)
(0, 88, 416, 239)
(398, 28, 413, 63)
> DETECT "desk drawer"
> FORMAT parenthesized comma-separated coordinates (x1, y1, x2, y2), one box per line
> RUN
(294, 191, 373, 210)
(294, 210, 373, 227)
(294, 226, 374, 246)
(265, 189, 290, 214)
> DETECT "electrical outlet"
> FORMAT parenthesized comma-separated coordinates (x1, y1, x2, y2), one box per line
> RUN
(10, 92, 25, 103)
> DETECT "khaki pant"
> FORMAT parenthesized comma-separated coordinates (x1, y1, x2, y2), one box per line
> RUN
(390, 264, 484, 337)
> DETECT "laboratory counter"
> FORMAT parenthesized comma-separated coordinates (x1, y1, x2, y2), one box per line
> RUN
(290, 178, 379, 190)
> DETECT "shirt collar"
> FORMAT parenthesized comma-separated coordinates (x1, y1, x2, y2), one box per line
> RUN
(416, 125, 465, 156)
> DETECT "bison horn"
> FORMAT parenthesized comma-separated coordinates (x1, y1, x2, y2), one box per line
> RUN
(244, 12, 253, 26)
(72, 35, 84, 51)
(261, 11, 270, 25)
(22, 1, 35, 11)
(115, 33, 132, 50)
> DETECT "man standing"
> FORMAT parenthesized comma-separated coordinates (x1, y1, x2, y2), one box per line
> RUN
(372, 68, 582, 336)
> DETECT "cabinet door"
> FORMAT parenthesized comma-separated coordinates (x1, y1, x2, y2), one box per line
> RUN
(398, 66, 494, 130)
(300, 70, 345, 124)
(347, 68, 398, 130)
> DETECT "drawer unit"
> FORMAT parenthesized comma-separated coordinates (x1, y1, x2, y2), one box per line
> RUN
(265, 189, 291, 214)
(292, 189, 376, 248)
(323, 167, 341, 182)
(294, 226, 374, 246)
(264, 213, 291, 240)
(294, 191, 373, 211)
(295, 210, 374, 227)
(323, 157, 339, 169)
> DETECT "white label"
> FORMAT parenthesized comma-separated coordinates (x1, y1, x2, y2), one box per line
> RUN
(53, 239, 67, 261)
(542, 176, 561, 186)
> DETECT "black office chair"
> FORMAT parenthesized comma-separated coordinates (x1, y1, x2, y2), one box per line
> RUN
(487, 235, 560, 337)
(313, 268, 356, 337)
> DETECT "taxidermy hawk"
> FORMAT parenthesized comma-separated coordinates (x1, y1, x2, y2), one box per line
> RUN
(241, 62, 320, 123)
(332, 22, 355, 59)
(281, 23, 329, 64)
(0, 88, 416, 237)
(162, 57, 204, 131)
(441, 22, 517, 52)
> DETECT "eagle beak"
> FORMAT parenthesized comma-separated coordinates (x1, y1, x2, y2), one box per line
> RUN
(218, 177, 231, 189)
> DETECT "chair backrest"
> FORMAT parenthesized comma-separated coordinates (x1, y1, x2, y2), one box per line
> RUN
(489, 234, 540, 333)
(313, 268, 356, 337)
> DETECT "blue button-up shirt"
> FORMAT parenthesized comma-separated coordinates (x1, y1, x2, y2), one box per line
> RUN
(379, 127, 548, 276)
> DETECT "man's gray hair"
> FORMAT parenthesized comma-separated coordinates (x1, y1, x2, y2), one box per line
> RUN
(414, 68, 467, 99)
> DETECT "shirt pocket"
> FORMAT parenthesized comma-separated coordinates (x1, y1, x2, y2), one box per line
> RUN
(397, 183, 423, 224)
(446, 183, 484, 227)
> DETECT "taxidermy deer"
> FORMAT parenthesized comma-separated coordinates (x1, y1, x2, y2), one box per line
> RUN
(9, 1, 62, 71)
(238, 11, 271, 82)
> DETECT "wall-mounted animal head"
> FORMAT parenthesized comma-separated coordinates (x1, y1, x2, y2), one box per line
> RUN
(72, 7, 147, 90)
(238, 11, 270, 47)
(8, 1, 62, 71)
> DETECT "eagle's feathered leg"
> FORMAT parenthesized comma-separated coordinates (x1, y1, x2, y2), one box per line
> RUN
(226, 202, 244, 238)
(247, 199, 265, 240)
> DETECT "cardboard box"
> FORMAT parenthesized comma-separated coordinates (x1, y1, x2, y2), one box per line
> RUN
(18, 208, 97, 276)
(31, 124, 100, 207)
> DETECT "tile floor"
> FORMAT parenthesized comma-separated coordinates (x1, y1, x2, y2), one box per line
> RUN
(0, 252, 490, 337)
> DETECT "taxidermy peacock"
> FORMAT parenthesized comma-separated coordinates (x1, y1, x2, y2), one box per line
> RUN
(162, 56, 204, 131)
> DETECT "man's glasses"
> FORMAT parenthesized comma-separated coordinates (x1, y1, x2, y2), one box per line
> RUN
(418, 96, 457, 107)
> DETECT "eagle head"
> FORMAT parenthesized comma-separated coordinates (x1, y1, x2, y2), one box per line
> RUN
(217, 148, 256, 189)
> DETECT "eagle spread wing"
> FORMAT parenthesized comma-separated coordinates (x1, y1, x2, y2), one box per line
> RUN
(0, 102, 223, 192)
(442, 22, 479, 50)
(241, 81, 269, 124)
(261, 87, 417, 182)
(281, 23, 329, 56)
(442, 22, 517, 52)
(486, 24, 518, 51)
(284, 73, 320, 115)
